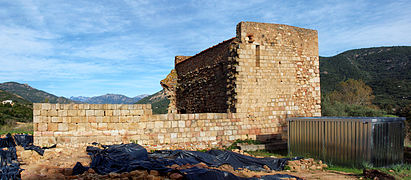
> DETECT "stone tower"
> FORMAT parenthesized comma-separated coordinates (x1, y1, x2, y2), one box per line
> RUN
(171, 21, 321, 120)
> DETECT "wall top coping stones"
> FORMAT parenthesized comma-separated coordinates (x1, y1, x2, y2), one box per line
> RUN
(175, 37, 235, 66)
(236, 21, 318, 35)
(33, 103, 152, 110)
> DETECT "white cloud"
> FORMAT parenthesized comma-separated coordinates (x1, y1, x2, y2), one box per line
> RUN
(62, 34, 173, 62)
(0, 55, 119, 81)
(0, 26, 57, 55)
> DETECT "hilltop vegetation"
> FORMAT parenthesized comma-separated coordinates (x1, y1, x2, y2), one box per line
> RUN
(0, 89, 33, 133)
(320, 46, 411, 115)
(136, 90, 169, 114)
(322, 79, 387, 117)
(0, 103, 32, 125)
(0, 90, 31, 105)
(0, 82, 69, 133)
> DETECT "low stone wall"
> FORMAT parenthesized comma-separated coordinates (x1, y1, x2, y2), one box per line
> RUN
(33, 103, 285, 149)
(33, 103, 152, 146)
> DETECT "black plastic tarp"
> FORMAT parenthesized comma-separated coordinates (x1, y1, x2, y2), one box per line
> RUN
(0, 134, 16, 148)
(12, 134, 56, 156)
(87, 143, 149, 174)
(0, 134, 22, 180)
(76, 143, 301, 180)
(149, 149, 288, 171)
(13, 134, 33, 148)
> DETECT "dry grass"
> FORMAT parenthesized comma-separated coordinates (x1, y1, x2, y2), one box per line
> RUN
(0, 122, 33, 135)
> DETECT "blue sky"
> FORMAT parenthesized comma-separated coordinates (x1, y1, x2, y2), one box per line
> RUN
(1, 0, 410, 98)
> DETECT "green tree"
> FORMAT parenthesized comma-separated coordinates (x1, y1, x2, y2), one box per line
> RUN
(328, 79, 375, 106)
(398, 104, 411, 144)
(322, 79, 386, 117)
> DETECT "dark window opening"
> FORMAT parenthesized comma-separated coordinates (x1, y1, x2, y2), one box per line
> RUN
(256, 45, 260, 67)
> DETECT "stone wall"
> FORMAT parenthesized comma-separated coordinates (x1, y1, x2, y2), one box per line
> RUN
(174, 56, 192, 65)
(175, 38, 235, 113)
(33, 103, 151, 146)
(232, 22, 321, 133)
(34, 103, 284, 148)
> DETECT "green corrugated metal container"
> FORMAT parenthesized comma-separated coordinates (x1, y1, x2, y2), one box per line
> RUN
(287, 117, 405, 167)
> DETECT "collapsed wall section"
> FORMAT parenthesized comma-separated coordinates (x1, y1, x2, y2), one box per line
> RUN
(175, 38, 236, 113)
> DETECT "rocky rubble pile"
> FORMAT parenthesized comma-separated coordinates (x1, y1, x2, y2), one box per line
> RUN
(231, 149, 253, 156)
(16, 145, 91, 179)
(287, 158, 328, 172)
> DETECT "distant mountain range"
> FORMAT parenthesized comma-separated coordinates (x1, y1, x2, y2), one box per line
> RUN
(0, 82, 149, 104)
(70, 94, 149, 104)
(0, 82, 73, 103)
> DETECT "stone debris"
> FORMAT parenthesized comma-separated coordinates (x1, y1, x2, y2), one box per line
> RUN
(231, 148, 253, 157)
(287, 158, 328, 172)
(16, 145, 91, 179)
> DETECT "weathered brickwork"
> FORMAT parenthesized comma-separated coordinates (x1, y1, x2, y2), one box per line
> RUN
(175, 38, 236, 113)
(174, 21, 321, 126)
(233, 22, 321, 132)
(34, 22, 321, 148)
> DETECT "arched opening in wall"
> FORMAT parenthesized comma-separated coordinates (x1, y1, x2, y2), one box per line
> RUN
(256, 45, 260, 67)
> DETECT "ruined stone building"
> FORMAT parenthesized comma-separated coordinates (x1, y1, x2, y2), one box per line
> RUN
(34, 22, 321, 148)
(170, 21, 320, 117)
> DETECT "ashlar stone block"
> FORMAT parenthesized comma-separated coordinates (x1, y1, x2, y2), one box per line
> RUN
(58, 123, 68, 131)
(38, 123, 47, 131)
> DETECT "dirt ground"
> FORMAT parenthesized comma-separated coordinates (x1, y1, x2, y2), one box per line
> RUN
(279, 171, 358, 180)
(16, 145, 361, 180)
